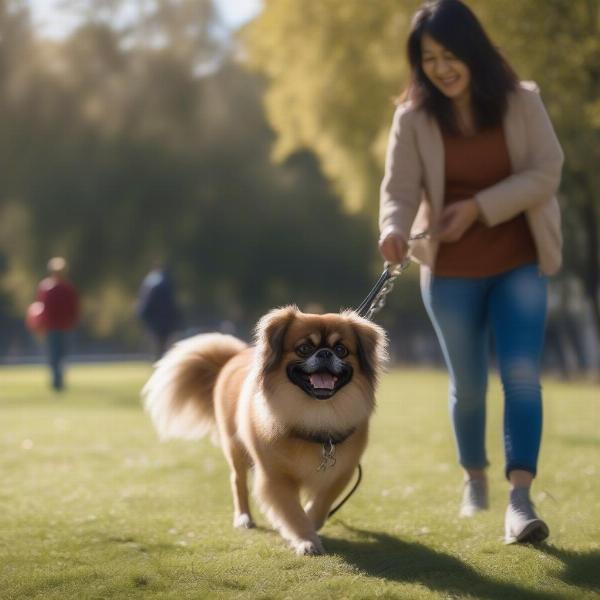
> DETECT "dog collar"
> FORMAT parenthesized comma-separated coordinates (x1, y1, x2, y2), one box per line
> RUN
(288, 426, 356, 446)
(289, 427, 357, 471)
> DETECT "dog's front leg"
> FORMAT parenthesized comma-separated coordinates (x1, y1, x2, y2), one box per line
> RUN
(254, 472, 324, 556)
(305, 466, 357, 531)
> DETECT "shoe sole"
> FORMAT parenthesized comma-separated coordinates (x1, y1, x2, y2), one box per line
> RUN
(505, 519, 549, 545)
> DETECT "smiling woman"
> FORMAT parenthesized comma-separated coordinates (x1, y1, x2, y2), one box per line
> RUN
(378, 0, 564, 547)
(420, 35, 471, 115)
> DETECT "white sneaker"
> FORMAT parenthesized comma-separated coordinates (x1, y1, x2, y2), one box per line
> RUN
(504, 487, 549, 544)
(459, 478, 489, 518)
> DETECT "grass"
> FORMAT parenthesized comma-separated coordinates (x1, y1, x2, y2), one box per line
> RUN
(1, 363, 599, 600)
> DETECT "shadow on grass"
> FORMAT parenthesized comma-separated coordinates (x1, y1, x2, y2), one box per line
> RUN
(323, 525, 563, 600)
(539, 545, 600, 592)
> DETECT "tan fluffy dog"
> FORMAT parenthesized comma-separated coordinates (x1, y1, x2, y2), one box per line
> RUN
(143, 305, 387, 555)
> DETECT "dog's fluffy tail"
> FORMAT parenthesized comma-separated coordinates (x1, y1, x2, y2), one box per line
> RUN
(142, 333, 248, 441)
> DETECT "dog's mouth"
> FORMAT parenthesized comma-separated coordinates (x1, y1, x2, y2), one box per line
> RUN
(287, 364, 353, 400)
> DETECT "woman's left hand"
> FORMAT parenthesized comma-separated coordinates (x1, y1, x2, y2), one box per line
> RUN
(437, 199, 480, 242)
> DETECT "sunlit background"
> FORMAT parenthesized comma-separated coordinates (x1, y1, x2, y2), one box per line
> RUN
(1, 6, 598, 597)
(0, 0, 598, 377)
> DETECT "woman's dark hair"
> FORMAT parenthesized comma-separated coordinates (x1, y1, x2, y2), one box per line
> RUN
(405, 0, 518, 133)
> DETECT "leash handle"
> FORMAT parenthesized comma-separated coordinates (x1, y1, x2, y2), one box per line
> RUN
(357, 231, 429, 320)
(356, 262, 408, 319)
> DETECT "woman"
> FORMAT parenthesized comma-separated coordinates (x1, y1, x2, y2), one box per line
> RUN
(379, 0, 563, 544)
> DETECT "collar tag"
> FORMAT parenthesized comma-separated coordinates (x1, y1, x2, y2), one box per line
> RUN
(317, 438, 337, 471)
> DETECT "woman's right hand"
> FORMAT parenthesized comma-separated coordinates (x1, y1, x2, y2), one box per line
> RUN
(378, 232, 408, 265)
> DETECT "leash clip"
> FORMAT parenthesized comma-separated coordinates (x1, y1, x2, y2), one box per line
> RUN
(356, 263, 406, 320)
(356, 231, 429, 320)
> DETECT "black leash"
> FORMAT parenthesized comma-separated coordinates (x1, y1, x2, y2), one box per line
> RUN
(327, 233, 428, 519)
(326, 262, 408, 518)
(328, 464, 363, 518)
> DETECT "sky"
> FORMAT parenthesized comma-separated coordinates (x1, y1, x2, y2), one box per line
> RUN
(28, 0, 263, 38)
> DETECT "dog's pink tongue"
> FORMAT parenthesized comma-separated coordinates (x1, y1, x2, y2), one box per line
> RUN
(309, 373, 336, 390)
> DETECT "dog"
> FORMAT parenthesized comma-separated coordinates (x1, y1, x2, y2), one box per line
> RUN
(143, 305, 387, 555)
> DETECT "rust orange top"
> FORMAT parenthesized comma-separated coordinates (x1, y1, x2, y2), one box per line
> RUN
(434, 126, 537, 277)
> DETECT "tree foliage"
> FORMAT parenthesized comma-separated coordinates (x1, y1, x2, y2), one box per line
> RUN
(245, 0, 422, 213)
(0, 0, 377, 348)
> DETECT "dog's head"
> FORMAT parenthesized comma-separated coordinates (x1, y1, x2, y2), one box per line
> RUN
(254, 305, 388, 432)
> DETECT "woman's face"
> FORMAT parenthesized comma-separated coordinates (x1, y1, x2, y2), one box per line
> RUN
(421, 34, 471, 104)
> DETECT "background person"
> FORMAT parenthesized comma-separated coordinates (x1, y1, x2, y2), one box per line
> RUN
(137, 264, 181, 360)
(33, 257, 80, 391)
(378, 0, 563, 544)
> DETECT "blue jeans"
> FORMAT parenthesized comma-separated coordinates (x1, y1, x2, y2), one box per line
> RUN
(421, 264, 548, 478)
(46, 330, 67, 391)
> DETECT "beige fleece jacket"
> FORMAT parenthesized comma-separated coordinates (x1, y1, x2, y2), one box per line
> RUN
(379, 81, 564, 275)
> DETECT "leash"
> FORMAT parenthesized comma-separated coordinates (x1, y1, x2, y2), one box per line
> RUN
(356, 260, 410, 319)
(327, 232, 428, 519)
(357, 231, 429, 319)
(328, 464, 363, 518)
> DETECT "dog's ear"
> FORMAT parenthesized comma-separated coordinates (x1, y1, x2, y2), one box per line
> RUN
(347, 313, 388, 385)
(254, 305, 298, 378)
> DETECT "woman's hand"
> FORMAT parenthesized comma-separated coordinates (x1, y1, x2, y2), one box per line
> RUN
(437, 199, 480, 243)
(378, 232, 408, 264)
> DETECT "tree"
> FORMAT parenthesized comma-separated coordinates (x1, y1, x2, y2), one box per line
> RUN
(0, 0, 378, 350)
(245, 0, 421, 214)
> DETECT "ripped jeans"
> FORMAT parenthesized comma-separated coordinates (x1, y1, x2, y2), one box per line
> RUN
(421, 263, 548, 478)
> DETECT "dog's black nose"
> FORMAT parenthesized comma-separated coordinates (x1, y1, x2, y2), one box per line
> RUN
(316, 349, 334, 360)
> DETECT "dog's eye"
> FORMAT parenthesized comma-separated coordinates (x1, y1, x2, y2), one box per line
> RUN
(333, 343, 348, 358)
(296, 343, 314, 357)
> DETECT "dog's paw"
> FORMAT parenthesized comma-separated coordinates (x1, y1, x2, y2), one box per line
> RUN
(293, 538, 325, 556)
(233, 513, 256, 529)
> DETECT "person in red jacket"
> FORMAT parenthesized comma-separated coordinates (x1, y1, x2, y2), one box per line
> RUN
(35, 257, 80, 391)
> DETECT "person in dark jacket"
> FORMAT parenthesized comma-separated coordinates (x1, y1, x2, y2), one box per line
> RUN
(35, 257, 80, 391)
(137, 265, 181, 360)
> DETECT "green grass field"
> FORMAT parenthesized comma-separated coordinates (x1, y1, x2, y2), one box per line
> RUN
(1, 363, 599, 600)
